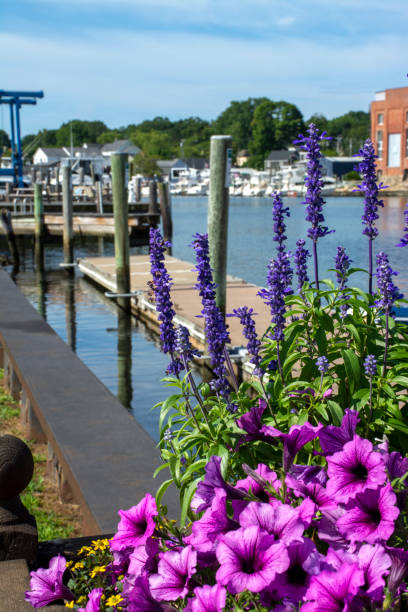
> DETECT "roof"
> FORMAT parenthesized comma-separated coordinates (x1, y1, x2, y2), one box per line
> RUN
(157, 159, 188, 171)
(237, 149, 249, 157)
(266, 150, 295, 161)
(35, 147, 68, 157)
(101, 139, 141, 155)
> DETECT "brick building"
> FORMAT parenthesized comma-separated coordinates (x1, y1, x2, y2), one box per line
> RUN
(371, 86, 408, 181)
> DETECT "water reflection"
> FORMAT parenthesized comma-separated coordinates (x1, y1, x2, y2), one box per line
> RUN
(117, 304, 133, 409)
(64, 277, 76, 352)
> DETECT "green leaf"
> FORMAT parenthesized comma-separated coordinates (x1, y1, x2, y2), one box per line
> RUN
(155, 479, 173, 507)
(388, 419, 408, 435)
(326, 401, 343, 425)
(180, 459, 207, 483)
(391, 376, 408, 386)
(180, 477, 201, 528)
(153, 462, 170, 478)
(341, 348, 361, 394)
(315, 326, 328, 356)
(344, 323, 361, 346)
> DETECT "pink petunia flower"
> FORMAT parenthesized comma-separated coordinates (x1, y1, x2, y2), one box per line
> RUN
(337, 484, 399, 544)
(302, 562, 365, 611)
(185, 584, 227, 612)
(110, 493, 158, 552)
(215, 525, 289, 594)
(25, 555, 74, 608)
(149, 545, 197, 601)
(326, 435, 386, 503)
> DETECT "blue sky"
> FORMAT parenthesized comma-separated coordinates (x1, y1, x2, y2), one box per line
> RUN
(1, 0, 407, 135)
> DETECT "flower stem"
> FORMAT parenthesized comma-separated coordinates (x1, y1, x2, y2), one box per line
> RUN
(223, 347, 239, 393)
(368, 237, 373, 295)
(313, 240, 319, 291)
(382, 307, 390, 378)
(276, 342, 285, 387)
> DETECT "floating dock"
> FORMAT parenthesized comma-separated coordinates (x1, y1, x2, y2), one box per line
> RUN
(78, 254, 272, 362)
(0, 212, 159, 240)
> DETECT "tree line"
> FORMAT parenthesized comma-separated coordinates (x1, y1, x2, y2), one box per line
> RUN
(7, 97, 370, 169)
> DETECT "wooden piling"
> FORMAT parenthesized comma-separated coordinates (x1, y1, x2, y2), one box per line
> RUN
(0, 210, 19, 268)
(34, 184, 44, 270)
(208, 135, 232, 316)
(157, 180, 173, 248)
(135, 177, 142, 202)
(148, 180, 159, 215)
(117, 307, 132, 408)
(62, 164, 74, 266)
(95, 180, 104, 214)
(111, 153, 130, 311)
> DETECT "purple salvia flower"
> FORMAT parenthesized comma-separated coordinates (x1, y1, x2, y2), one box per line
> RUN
(215, 526, 290, 594)
(233, 306, 262, 376)
(110, 493, 158, 552)
(191, 233, 231, 399)
(259, 251, 293, 343)
(149, 545, 197, 601)
(396, 202, 408, 247)
(25, 555, 74, 608)
(187, 584, 227, 612)
(375, 251, 403, 376)
(174, 325, 200, 364)
(356, 139, 385, 294)
(294, 123, 334, 290)
(337, 484, 399, 544)
(272, 192, 290, 255)
(334, 246, 351, 318)
(149, 227, 182, 375)
(316, 356, 329, 373)
(326, 435, 386, 503)
(375, 251, 402, 313)
(294, 239, 310, 293)
(364, 354, 377, 378)
(302, 562, 364, 611)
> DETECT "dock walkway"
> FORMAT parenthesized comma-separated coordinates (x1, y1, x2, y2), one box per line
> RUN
(78, 254, 272, 352)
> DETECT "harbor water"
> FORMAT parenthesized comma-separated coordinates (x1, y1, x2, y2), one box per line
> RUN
(5, 195, 408, 441)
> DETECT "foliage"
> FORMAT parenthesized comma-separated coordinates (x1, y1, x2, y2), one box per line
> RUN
(306, 110, 370, 155)
(55, 120, 108, 147)
(132, 152, 161, 177)
(343, 170, 361, 181)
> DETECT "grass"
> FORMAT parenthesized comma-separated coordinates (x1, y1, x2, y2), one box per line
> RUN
(0, 369, 82, 541)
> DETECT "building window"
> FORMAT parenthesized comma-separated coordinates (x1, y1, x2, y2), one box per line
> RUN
(377, 113, 384, 125)
(377, 130, 383, 159)
(406, 129, 408, 158)
(406, 111, 408, 123)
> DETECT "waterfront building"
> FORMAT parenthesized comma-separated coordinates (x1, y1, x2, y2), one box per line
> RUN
(371, 86, 408, 181)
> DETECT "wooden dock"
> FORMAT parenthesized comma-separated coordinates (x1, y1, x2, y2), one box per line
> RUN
(78, 254, 272, 358)
(0, 211, 159, 240)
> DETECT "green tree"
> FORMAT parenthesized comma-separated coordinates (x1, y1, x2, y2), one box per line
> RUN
(132, 152, 160, 177)
(0, 129, 10, 148)
(212, 97, 270, 156)
(130, 129, 176, 159)
(327, 111, 370, 155)
(56, 120, 108, 147)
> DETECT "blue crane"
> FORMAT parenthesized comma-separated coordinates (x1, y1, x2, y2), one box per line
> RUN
(0, 90, 44, 187)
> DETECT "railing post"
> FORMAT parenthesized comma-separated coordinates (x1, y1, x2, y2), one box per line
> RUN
(62, 163, 74, 266)
(34, 183, 44, 270)
(111, 153, 130, 312)
(208, 135, 232, 317)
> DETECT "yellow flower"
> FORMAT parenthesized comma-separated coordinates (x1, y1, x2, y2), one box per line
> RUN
(65, 602, 74, 609)
(65, 560, 73, 568)
(90, 565, 106, 578)
(72, 561, 85, 571)
(92, 538, 110, 550)
(77, 596, 87, 604)
(105, 594, 124, 607)
(78, 545, 92, 555)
